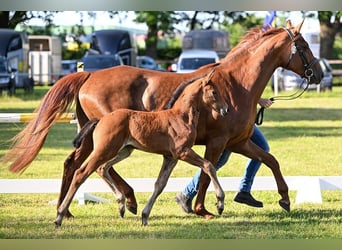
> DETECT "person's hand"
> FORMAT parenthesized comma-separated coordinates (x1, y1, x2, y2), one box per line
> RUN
(258, 98, 273, 108)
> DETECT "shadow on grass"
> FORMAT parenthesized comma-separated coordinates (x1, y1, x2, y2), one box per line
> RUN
(3, 206, 339, 239)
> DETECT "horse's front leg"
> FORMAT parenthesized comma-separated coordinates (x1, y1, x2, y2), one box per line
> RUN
(141, 156, 178, 226)
(97, 146, 138, 217)
(231, 139, 290, 211)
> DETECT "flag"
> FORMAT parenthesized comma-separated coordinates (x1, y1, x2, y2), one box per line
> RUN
(263, 11, 277, 30)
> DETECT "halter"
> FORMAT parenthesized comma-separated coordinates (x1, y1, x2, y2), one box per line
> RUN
(283, 28, 318, 83)
(255, 28, 317, 125)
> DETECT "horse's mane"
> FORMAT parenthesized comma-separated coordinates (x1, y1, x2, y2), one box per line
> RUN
(164, 75, 204, 109)
(226, 26, 284, 58)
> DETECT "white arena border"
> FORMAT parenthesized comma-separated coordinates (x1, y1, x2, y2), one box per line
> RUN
(0, 176, 341, 205)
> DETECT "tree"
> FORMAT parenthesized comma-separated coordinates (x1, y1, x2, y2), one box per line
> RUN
(318, 11, 342, 59)
(0, 11, 56, 29)
(134, 11, 177, 58)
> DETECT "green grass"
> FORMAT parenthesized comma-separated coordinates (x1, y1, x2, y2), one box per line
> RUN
(0, 85, 341, 239)
(0, 192, 341, 239)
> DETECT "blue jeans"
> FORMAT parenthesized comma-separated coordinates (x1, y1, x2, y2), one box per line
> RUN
(182, 125, 270, 200)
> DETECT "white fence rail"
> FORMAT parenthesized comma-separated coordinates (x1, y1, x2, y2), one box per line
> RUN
(0, 176, 341, 205)
(1, 113, 340, 205)
(0, 113, 75, 123)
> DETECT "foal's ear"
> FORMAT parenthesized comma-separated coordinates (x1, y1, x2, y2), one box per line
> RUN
(294, 19, 305, 34)
(203, 69, 215, 85)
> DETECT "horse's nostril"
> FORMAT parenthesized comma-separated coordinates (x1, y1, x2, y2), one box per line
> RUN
(220, 107, 229, 116)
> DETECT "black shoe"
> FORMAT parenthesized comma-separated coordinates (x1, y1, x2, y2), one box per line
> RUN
(234, 191, 263, 208)
(174, 192, 193, 213)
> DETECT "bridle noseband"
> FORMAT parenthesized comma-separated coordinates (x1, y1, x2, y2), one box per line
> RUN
(283, 28, 318, 83)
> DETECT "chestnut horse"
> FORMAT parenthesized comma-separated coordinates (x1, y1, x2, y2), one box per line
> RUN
(3, 20, 323, 220)
(54, 71, 229, 226)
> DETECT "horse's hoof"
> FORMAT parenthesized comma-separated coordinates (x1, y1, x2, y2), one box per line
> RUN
(141, 216, 148, 226)
(127, 204, 138, 215)
(279, 200, 291, 212)
(195, 207, 215, 219)
(119, 208, 125, 218)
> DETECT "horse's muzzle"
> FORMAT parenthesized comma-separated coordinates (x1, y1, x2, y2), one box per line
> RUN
(219, 107, 229, 116)
(306, 58, 324, 85)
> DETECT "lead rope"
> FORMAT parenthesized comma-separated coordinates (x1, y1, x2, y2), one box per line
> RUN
(255, 78, 310, 125)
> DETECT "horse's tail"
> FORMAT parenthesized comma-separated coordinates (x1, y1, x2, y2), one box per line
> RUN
(2, 71, 91, 173)
(73, 119, 99, 148)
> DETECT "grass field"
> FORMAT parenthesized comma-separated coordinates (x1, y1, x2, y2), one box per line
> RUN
(0, 84, 341, 239)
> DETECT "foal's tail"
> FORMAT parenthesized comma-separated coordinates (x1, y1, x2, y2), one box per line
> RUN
(73, 120, 99, 148)
(2, 71, 91, 173)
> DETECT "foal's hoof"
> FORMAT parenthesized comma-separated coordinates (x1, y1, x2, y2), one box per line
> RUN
(279, 200, 291, 212)
(54, 220, 62, 228)
(119, 207, 125, 218)
(64, 210, 74, 219)
(216, 201, 224, 215)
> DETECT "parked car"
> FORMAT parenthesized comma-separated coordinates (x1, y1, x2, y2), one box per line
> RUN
(173, 50, 219, 73)
(0, 56, 16, 95)
(136, 56, 165, 71)
(82, 54, 123, 72)
(317, 58, 333, 90)
(61, 60, 77, 77)
(274, 58, 333, 91)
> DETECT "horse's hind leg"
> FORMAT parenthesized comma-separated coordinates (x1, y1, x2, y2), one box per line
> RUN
(96, 146, 138, 217)
(141, 156, 178, 226)
(231, 139, 290, 211)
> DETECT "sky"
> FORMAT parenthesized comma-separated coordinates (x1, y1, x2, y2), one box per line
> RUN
(26, 11, 320, 32)
(27, 11, 147, 30)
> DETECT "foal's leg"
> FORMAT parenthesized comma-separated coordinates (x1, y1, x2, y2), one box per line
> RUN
(55, 158, 103, 227)
(141, 156, 178, 226)
(96, 146, 137, 217)
(194, 172, 213, 218)
(60, 137, 93, 218)
(61, 122, 137, 218)
(179, 148, 225, 218)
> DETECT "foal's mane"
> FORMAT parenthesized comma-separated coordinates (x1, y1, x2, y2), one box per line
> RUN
(164, 75, 205, 109)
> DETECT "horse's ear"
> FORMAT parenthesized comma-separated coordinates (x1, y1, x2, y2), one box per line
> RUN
(294, 19, 305, 33)
(285, 19, 293, 29)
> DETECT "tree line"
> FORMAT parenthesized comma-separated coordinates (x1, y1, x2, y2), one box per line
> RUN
(0, 11, 341, 59)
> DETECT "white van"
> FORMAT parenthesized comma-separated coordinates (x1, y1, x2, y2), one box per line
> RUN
(174, 50, 219, 73)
